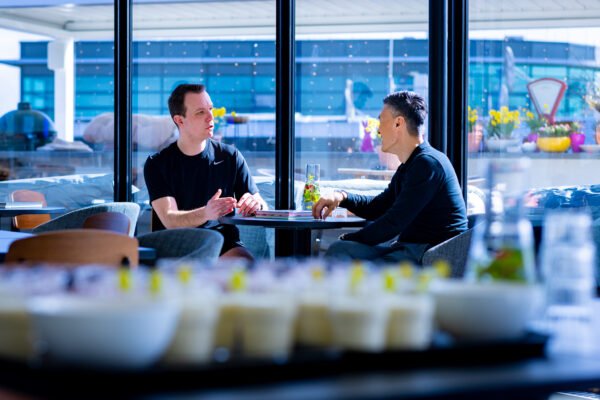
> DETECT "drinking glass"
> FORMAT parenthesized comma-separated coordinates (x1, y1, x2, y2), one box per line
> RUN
(539, 210, 597, 355)
(465, 159, 536, 283)
(303, 163, 320, 211)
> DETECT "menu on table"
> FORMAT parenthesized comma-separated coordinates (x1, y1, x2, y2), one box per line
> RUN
(253, 210, 314, 220)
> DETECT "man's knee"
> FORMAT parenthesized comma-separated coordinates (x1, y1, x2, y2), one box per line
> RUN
(326, 240, 375, 260)
(221, 245, 254, 261)
(326, 240, 354, 258)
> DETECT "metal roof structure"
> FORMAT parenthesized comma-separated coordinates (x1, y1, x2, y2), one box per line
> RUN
(0, 0, 599, 39)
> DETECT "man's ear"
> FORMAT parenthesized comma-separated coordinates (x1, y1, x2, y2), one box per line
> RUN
(173, 115, 183, 128)
(395, 115, 405, 128)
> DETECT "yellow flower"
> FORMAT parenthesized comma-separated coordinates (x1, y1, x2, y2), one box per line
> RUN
(212, 107, 226, 118)
(487, 107, 520, 138)
(363, 117, 380, 141)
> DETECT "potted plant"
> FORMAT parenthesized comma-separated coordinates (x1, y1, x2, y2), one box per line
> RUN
(569, 121, 585, 153)
(365, 117, 400, 170)
(212, 107, 228, 141)
(585, 84, 600, 144)
(485, 107, 521, 152)
(467, 106, 482, 152)
(360, 117, 377, 153)
(521, 108, 547, 144)
(537, 123, 571, 152)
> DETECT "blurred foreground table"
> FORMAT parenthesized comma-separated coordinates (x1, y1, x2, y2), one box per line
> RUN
(1, 353, 600, 399)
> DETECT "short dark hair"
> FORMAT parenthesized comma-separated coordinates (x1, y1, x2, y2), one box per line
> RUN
(168, 84, 206, 121)
(383, 91, 427, 137)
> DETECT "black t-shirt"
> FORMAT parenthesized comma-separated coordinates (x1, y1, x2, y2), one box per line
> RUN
(144, 139, 258, 237)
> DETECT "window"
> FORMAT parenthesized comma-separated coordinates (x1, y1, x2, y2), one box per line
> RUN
(0, 3, 115, 221)
(132, 1, 276, 237)
(467, 3, 600, 218)
(295, 1, 429, 209)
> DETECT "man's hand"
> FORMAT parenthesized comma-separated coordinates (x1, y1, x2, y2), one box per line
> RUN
(312, 191, 346, 220)
(236, 192, 262, 217)
(204, 189, 236, 220)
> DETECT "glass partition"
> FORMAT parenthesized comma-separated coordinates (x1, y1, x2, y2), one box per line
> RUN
(467, 2, 600, 219)
(294, 0, 429, 203)
(0, 3, 115, 229)
(293, 1, 429, 255)
(131, 0, 277, 252)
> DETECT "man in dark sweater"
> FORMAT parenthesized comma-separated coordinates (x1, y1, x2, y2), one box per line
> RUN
(144, 84, 266, 260)
(312, 91, 468, 263)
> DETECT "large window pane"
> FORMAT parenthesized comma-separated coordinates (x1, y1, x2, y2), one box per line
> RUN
(295, 0, 429, 254)
(132, 1, 276, 258)
(467, 4, 600, 218)
(0, 3, 115, 228)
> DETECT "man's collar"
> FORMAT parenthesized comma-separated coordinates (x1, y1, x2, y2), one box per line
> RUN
(404, 141, 429, 165)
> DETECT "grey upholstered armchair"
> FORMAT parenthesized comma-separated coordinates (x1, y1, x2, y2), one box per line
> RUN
(136, 228, 223, 265)
(32, 202, 141, 237)
(421, 213, 483, 278)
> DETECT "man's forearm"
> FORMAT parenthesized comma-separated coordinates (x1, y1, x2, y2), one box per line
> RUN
(341, 191, 386, 220)
(160, 207, 210, 229)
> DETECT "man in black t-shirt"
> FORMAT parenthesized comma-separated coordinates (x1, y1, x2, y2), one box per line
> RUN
(144, 84, 266, 259)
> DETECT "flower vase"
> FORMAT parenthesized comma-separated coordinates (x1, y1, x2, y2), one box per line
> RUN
(526, 132, 539, 143)
(467, 130, 482, 152)
(537, 137, 571, 153)
(524, 132, 540, 152)
(375, 145, 401, 170)
(570, 132, 585, 153)
(360, 132, 375, 153)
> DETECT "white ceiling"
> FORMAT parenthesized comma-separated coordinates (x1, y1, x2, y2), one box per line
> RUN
(0, 0, 599, 40)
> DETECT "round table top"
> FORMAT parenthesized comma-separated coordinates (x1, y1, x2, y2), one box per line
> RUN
(0, 206, 66, 216)
(219, 215, 366, 229)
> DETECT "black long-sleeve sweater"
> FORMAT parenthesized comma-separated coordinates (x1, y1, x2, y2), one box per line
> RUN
(341, 142, 468, 246)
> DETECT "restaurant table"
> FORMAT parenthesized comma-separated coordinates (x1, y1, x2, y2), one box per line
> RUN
(338, 168, 487, 188)
(338, 167, 396, 180)
(0, 230, 156, 264)
(219, 215, 366, 257)
(2, 348, 600, 399)
(0, 206, 66, 218)
(0, 206, 66, 230)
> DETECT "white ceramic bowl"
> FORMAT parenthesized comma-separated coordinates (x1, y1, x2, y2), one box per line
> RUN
(580, 144, 600, 154)
(430, 280, 542, 341)
(485, 138, 521, 152)
(28, 294, 180, 369)
(521, 142, 538, 153)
